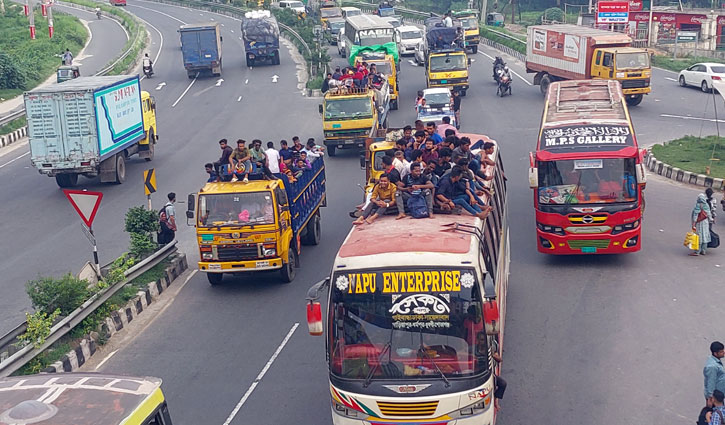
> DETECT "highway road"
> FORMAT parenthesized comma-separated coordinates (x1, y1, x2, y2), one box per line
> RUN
(6, 2, 725, 424)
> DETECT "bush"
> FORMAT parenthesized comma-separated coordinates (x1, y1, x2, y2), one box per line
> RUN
(125, 206, 159, 259)
(26, 274, 90, 316)
(17, 309, 61, 349)
(0, 53, 27, 90)
(538, 7, 565, 24)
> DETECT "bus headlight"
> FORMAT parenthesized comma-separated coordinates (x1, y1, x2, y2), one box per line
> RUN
(448, 394, 493, 419)
(536, 222, 565, 236)
(611, 220, 640, 235)
(332, 400, 360, 418)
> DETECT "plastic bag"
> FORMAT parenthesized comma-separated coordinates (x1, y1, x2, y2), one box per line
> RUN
(684, 231, 699, 251)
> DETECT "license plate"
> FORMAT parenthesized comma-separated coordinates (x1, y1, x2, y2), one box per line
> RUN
(256, 261, 270, 268)
(208, 264, 222, 270)
(581, 247, 597, 253)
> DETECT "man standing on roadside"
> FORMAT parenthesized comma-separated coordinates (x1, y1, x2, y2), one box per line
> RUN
(705, 342, 725, 406)
(158, 192, 177, 245)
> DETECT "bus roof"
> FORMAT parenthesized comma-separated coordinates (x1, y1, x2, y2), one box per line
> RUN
(0, 374, 162, 425)
(536, 80, 638, 160)
(345, 14, 393, 30)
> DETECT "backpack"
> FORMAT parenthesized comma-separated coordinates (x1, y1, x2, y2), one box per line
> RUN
(159, 204, 176, 232)
(709, 229, 720, 249)
(407, 193, 429, 219)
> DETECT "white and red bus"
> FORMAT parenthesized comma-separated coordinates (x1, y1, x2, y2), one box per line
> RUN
(307, 134, 510, 425)
(529, 80, 647, 254)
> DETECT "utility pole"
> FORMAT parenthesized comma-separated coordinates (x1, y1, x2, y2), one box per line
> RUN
(510, 0, 515, 24)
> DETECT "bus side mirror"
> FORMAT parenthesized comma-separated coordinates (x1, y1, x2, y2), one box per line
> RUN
(483, 299, 500, 335)
(636, 163, 647, 186)
(306, 278, 330, 336)
(318, 104, 323, 114)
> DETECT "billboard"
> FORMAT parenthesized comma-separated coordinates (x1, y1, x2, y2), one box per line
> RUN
(93, 78, 144, 156)
(597, 1, 629, 24)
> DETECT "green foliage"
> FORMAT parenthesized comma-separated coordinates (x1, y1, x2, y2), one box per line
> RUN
(651, 136, 725, 179)
(130, 232, 158, 258)
(480, 26, 526, 54)
(652, 55, 725, 73)
(26, 274, 90, 316)
(15, 342, 71, 375)
(104, 253, 137, 286)
(125, 206, 159, 234)
(306, 74, 324, 89)
(131, 258, 169, 286)
(0, 7, 86, 94)
(17, 309, 60, 349)
(0, 116, 26, 136)
(537, 7, 564, 24)
(273, 9, 330, 77)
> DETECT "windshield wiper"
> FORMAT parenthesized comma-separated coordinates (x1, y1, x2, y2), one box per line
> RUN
(418, 329, 451, 387)
(363, 325, 395, 388)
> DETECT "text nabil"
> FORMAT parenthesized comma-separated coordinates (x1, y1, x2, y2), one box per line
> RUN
(337, 270, 462, 294)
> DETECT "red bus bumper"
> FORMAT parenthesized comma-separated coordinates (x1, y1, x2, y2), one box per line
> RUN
(536, 227, 641, 254)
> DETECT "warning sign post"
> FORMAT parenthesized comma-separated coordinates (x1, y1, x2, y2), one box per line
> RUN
(63, 189, 103, 275)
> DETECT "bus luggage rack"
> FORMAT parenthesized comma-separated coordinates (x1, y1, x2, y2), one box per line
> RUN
(555, 80, 617, 113)
(327, 87, 370, 96)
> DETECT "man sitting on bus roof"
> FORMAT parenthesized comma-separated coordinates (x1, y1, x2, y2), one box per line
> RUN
(353, 173, 397, 225)
(436, 166, 491, 219)
(395, 162, 435, 219)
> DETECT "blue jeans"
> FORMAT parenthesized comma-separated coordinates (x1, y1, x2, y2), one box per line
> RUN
(453, 194, 482, 215)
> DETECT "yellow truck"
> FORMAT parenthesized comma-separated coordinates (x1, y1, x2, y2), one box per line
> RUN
(423, 17, 470, 95)
(354, 50, 399, 109)
(319, 84, 389, 156)
(186, 159, 326, 284)
(0, 374, 173, 425)
(452, 10, 480, 53)
(526, 24, 652, 106)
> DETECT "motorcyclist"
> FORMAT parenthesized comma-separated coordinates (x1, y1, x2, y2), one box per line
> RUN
(493, 56, 505, 81)
(95, 7, 101, 19)
(142, 53, 153, 76)
(497, 65, 512, 96)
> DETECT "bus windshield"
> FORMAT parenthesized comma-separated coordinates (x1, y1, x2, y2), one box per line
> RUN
(329, 268, 489, 381)
(430, 54, 467, 72)
(198, 192, 275, 227)
(324, 98, 372, 119)
(537, 158, 637, 205)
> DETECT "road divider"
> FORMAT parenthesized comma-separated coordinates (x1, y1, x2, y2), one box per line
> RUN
(644, 149, 725, 190)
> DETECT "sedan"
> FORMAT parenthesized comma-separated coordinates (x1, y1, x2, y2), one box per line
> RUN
(678, 62, 725, 92)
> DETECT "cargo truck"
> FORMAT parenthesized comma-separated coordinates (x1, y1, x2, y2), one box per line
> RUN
(526, 24, 652, 106)
(186, 158, 327, 284)
(242, 11, 281, 67)
(179, 22, 223, 78)
(452, 10, 480, 53)
(423, 17, 470, 96)
(24, 75, 158, 188)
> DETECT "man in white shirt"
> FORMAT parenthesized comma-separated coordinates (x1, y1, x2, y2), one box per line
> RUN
(265, 141, 281, 174)
(443, 11, 453, 27)
(393, 150, 410, 179)
(303, 138, 325, 161)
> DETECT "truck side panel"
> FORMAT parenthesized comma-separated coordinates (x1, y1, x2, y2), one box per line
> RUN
(93, 78, 145, 161)
(526, 26, 589, 80)
(180, 28, 220, 70)
(282, 157, 326, 234)
(26, 91, 97, 167)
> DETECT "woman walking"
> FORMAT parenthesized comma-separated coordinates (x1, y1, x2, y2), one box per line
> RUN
(691, 193, 714, 256)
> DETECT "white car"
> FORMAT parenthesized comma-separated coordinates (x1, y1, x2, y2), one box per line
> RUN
(678, 62, 725, 93)
(395, 25, 423, 56)
(278, 0, 306, 14)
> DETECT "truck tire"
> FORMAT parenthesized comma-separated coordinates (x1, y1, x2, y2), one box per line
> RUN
(280, 243, 297, 283)
(115, 153, 126, 184)
(272, 51, 280, 65)
(207, 273, 223, 285)
(327, 144, 336, 157)
(471, 45, 478, 54)
(144, 129, 155, 161)
(625, 94, 643, 106)
(246, 55, 255, 68)
(540, 74, 551, 96)
(55, 173, 78, 188)
(301, 212, 321, 246)
(391, 98, 398, 110)
(460, 89, 467, 97)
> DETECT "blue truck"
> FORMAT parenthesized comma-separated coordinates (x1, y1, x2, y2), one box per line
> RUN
(242, 10, 280, 67)
(179, 22, 223, 78)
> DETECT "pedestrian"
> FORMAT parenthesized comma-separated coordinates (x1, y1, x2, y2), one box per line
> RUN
(705, 341, 725, 405)
(711, 390, 725, 425)
(691, 193, 714, 256)
(322, 73, 332, 93)
(265, 141, 281, 174)
(158, 192, 177, 245)
(62, 48, 73, 65)
(452, 90, 461, 128)
(700, 397, 714, 425)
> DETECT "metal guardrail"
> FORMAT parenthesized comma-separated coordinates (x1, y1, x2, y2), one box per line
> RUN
(278, 22, 311, 56)
(0, 241, 178, 377)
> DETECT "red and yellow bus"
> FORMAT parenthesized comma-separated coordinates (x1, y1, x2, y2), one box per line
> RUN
(528, 80, 647, 254)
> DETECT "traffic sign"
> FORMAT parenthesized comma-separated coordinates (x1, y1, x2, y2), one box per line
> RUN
(596, 1, 629, 24)
(144, 168, 157, 195)
(63, 189, 103, 228)
(676, 31, 698, 42)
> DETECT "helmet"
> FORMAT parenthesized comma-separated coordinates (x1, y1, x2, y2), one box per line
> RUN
(504, 66, 509, 71)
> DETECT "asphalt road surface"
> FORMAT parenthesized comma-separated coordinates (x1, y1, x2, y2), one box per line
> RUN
(10, 3, 725, 424)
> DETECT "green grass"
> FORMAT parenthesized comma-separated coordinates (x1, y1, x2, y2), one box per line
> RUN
(652, 55, 725, 73)
(480, 26, 526, 54)
(651, 135, 725, 179)
(0, 5, 87, 95)
(0, 117, 27, 136)
(130, 259, 170, 287)
(15, 342, 71, 375)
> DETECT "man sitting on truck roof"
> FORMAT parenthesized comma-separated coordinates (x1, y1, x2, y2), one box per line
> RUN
(353, 173, 397, 225)
(229, 139, 252, 183)
(425, 122, 443, 144)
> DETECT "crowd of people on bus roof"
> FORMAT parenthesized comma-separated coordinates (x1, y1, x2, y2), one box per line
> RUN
(206, 136, 325, 184)
(353, 119, 500, 225)
(322, 60, 388, 93)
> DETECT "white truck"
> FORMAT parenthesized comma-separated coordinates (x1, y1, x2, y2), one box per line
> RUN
(24, 75, 158, 187)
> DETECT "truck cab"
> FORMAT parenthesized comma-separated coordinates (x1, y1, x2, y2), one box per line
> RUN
(355, 51, 399, 110)
(452, 10, 480, 53)
(319, 85, 389, 156)
(424, 17, 470, 95)
(591, 47, 651, 106)
(188, 160, 326, 284)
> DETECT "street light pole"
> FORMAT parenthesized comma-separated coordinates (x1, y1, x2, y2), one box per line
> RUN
(647, 0, 654, 46)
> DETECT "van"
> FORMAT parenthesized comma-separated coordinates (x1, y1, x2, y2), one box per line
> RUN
(394, 25, 423, 56)
(340, 6, 361, 19)
(278, 0, 305, 14)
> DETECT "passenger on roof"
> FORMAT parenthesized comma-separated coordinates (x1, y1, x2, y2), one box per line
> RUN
(452, 137, 485, 180)
(393, 150, 410, 179)
(395, 161, 434, 219)
(250, 139, 267, 175)
(410, 149, 425, 170)
(205, 163, 219, 183)
(280, 156, 297, 182)
(425, 122, 443, 144)
(436, 166, 491, 219)
(304, 138, 325, 160)
(229, 139, 252, 183)
(214, 138, 233, 177)
(480, 141, 497, 166)
(435, 147, 453, 177)
(435, 34, 447, 49)
(401, 125, 415, 146)
(423, 158, 440, 186)
(353, 173, 397, 225)
(422, 138, 438, 165)
(298, 151, 312, 168)
(291, 136, 304, 153)
(437, 116, 459, 138)
(414, 119, 425, 132)
(381, 154, 402, 186)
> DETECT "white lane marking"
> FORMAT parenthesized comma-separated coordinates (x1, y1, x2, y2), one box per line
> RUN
(245, 79, 248, 84)
(661, 113, 725, 123)
(215, 78, 224, 87)
(95, 350, 118, 371)
(0, 152, 30, 169)
(478, 50, 532, 85)
(221, 323, 299, 425)
(237, 96, 242, 101)
(131, 4, 187, 24)
(271, 75, 279, 83)
(665, 77, 678, 82)
(172, 74, 198, 107)
(155, 82, 166, 90)
(230, 29, 234, 33)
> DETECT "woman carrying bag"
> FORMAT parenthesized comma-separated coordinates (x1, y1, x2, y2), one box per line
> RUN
(691, 193, 714, 256)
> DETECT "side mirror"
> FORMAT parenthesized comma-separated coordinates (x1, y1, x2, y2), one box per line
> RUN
(528, 167, 538, 189)
(306, 278, 330, 336)
(220, 35, 223, 42)
(318, 104, 323, 114)
(187, 193, 195, 212)
(636, 163, 647, 186)
(185, 210, 194, 219)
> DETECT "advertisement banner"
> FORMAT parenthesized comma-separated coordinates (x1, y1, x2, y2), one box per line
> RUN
(540, 124, 635, 152)
(94, 78, 144, 156)
(597, 1, 629, 24)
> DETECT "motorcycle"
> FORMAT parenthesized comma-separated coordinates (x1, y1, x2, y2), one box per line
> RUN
(493, 56, 506, 83)
(496, 69, 512, 97)
(143, 65, 154, 78)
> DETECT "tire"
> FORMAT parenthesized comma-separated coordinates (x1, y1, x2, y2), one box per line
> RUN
(540, 74, 551, 96)
(280, 244, 297, 283)
(327, 144, 336, 157)
(472, 45, 478, 54)
(115, 154, 126, 184)
(145, 129, 155, 161)
(679, 75, 686, 87)
(497, 86, 502, 97)
(625, 94, 643, 106)
(207, 273, 223, 285)
(272, 51, 280, 65)
(246, 56, 254, 67)
(702, 80, 710, 93)
(460, 89, 467, 97)
(301, 212, 321, 246)
(55, 173, 78, 188)
(391, 98, 398, 110)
